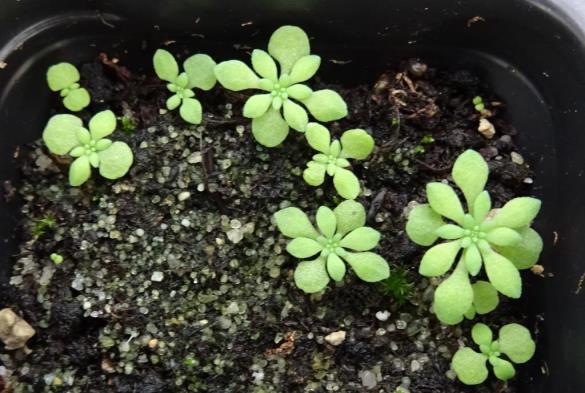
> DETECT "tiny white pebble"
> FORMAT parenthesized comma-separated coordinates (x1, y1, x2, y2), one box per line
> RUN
(151, 271, 164, 282)
(375, 310, 391, 321)
(181, 219, 191, 227)
(178, 191, 191, 201)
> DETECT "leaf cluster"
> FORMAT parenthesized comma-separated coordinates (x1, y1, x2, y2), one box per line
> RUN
(46, 63, 91, 112)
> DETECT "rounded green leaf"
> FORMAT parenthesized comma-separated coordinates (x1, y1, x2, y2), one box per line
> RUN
(426, 182, 465, 225)
(289, 55, 321, 84)
(153, 49, 179, 82)
(340, 227, 381, 251)
(97, 141, 134, 180)
(89, 110, 116, 140)
(179, 98, 203, 124)
(472, 281, 499, 315)
(70, 146, 85, 157)
(334, 200, 366, 235)
(489, 197, 542, 229)
(471, 323, 493, 346)
(338, 129, 374, 160)
(486, 227, 522, 247)
(496, 227, 543, 270)
(214, 60, 260, 91)
(243, 94, 272, 118)
(76, 128, 91, 145)
(473, 191, 492, 223)
(283, 100, 308, 132)
(316, 206, 336, 238)
(435, 224, 464, 240)
(302, 89, 348, 122)
(344, 252, 390, 282)
(452, 150, 489, 208)
(327, 253, 346, 282)
(175, 72, 189, 88)
(274, 207, 318, 239)
(333, 168, 360, 200)
(89, 152, 100, 168)
(419, 240, 461, 277)
(287, 84, 313, 100)
(166, 94, 182, 110)
(42, 114, 83, 155)
(267, 25, 310, 74)
(252, 108, 289, 147)
(433, 262, 473, 324)
(69, 155, 91, 186)
(482, 250, 522, 298)
(251, 49, 277, 81)
(303, 162, 326, 186)
(95, 139, 112, 151)
(305, 123, 331, 153)
(294, 258, 330, 293)
(451, 348, 489, 385)
(184, 53, 217, 90)
(47, 63, 80, 91)
(498, 323, 536, 364)
(464, 244, 482, 276)
(490, 357, 516, 381)
(63, 88, 91, 112)
(406, 204, 445, 246)
(286, 237, 323, 258)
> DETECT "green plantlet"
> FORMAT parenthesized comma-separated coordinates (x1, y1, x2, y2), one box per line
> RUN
(120, 115, 137, 132)
(421, 134, 435, 144)
(274, 200, 390, 293)
(50, 253, 64, 265)
(153, 49, 217, 125)
(42, 110, 134, 186)
(472, 96, 485, 112)
(214, 25, 348, 147)
(451, 323, 535, 385)
(303, 123, 374, 200)
(379, 267, 413, 306)
(32, 215, 57, 238)
(406, 149, 543, 324)
(46, 62, 91, 112)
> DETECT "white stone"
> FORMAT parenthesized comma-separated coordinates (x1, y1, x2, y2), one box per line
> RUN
(0, 308, 35, 349)
(375, 310, 390, 321)
(324, 330, 346, 346)
(478, 118, 496, 139)
(151, 271, 164, 282)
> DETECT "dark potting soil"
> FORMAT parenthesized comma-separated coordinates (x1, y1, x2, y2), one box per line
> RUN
(0, 56, 540, 393)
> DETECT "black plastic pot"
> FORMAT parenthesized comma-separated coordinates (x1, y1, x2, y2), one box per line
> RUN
(1, 0, 585, 391)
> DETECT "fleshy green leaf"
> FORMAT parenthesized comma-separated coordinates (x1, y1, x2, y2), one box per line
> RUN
(243, 94, 272, 118)
(334, 200, 366, 235)
(482, 250, 522, 298)
(435, 224, 464, 240)
(451, 348, 489, 385)
(305, 123, 330, 153)
(333, 168, 360, 200)
(42, 114, 83, 155)
(286, 237, 323, 258)
(166, 94, 182, 110)
(471, 323, 493, 346)
(251, 49, 278, 81)
(473, 191, 492, 222)
(89, 110, 116, 140)
(89, 152, 100, 168)
(274, 207, 319, 239)
(69, 155, 91, 186)
(344, 252, 390, 282)
(47, 63, 80, 91)
(452, 150, 489, 208)
(76, 128, 91, 145)
(463, 244, 482, 276)
(327, 253, 346, 282)
(267, 25, 310, 74)
(433, 262, 473, 324)
(339, 129, 375, 160)
(95, 139, 112, 151)
(302, 89, 348, 122)
(98, 142, 134, 180)
(340, 227, 380, 251)
(153, 49, 179, 82)
(316, 207, 336, 238)
(289, 55, 321, 84)
(179, 98, 203, 124)
(214, 60, 260, 91)
(287, 84, 313, 100)
(184, 53, 217, 90)
(487, 197, 542, 229)
(406, 204, 445, 246)
(283, 100, 308, 132)
(472, 281, 499, 315)
(486, 227, 522, 247)
(496, 227, 543, 270)
(303, 162, 326, 186)
(63, 88, 91, 112)
(419, 240, 461, 277)
(426, 182, 465, 225)
(294, 258, 330, 293)
(491, 357, 516, 381)
(252, 108, 289, 147)
(498, 324, 536, 364)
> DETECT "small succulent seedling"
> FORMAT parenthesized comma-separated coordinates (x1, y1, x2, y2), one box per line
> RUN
(42, 110, 134, 186)
(274, 200, 390, 293)
(303, 123, 374, 200)
(473, 96, 485, 112)
(451, 323, 535, 385)
(406, 150, 543, 324)
(50, 253, 64, 265)
(153, 49, 217, 124)
(46, 63, 91, 112)
(215, 25, 348, 147)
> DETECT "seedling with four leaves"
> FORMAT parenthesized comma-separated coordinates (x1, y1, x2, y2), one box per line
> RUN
(215, 25, 348, 147)
(153, 49, 217, 124)
(274, 200, 389, 293)
(451, 323, 535, 385)
(46, 63, 91, 112)
(406, 149, 543, 324)
(303, 123, 374, 199)
(42, 110, 134, 186)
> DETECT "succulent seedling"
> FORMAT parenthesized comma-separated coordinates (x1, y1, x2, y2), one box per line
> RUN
(406, 150, 543, 324)
(274, 200, 390, 293)
(214, 25, 348, 147)
(153, 49, 217, 124)
(451, 323, 535, 385)
(473, 96, 485, 112)
(303, 123, 374, 200)
(46, 63, 91, 112)
(50, 253, 64, 265)
(42, 110, 134, 186)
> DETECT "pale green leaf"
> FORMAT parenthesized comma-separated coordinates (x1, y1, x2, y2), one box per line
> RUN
(488, 197, 542, 229)
(405, 204, 445, 246)
(76, 128, 91, 145)
(179, 98, 203, 124)
(95, 139, 112, 151)
(498, 323, 536, 364)
(274, 207, 319, 239)
(491, 357, 516, 381)
(327, 253, 346, 282)
(471, 323, 493, 346)
(89, 152, 100, 168)
(287, 84, 313, 100)
(42, 114, 83, 155)
(496, 227, 543, 270)
(175, 72, 189, 88)
(463, 244, 482, 276)
(473, 191, 492, 222)
(63, 88, 91, 112)
(305, 122, 330, 153)
(435, 224, 464, 240)
(98, 142, 133, 180)
(303, 162, 326, 186)
(452, 150, 489, 208)
(89, 110, 116, 140)
(184, 53, 217, 90)
(252, 108, 289, 147)
(289, 55, 321, 84)
(283, 99, 308, 132)
(433, 262, 473, 324)
(294, 258, 330, 293)
(69, 155, 91, 186)
(340, 227, 380, 251)
(482, 250, 522, 298)
(334, 200, 366, 236)
(344, 252, 390, 282)
(486, 227, 522, 247)
(153, 49, 179, 82)
(340, 129, 375, 160)
(451, 348, 488, 385)
(70, 146, 85, 157)
(251, 49, 278, 81)
(426, 182, 465, 225)
(302, 89, 348, 122)
(214, 60, 260, 91)
(472, 281, 499, 315)
(316, 206, 336, 238)
(267, 25, 310, 74)
(333, 168, 360, 200)
(243, 94, 272, 118)
(166, 94, 182, 110)
(419, 240, 461, 277)
(47, 63, 80, 91)
(286, 237, 323, 259)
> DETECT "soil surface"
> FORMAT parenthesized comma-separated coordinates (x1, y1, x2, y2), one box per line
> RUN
(0, 55, 538, 392)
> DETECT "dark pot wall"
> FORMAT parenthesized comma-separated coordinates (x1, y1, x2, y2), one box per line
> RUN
(1, 0, 584, 391)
